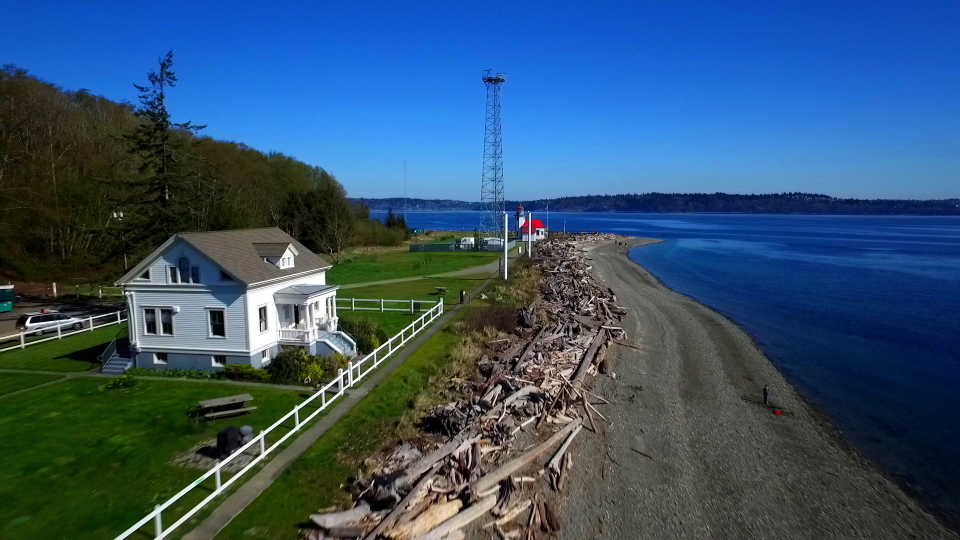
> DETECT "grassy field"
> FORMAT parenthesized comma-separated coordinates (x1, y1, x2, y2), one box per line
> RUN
(327, 250, 499, 284)
(340, 273, 490, 303)
(0, 373, 64, 396)
(0, 324, 125, 372)
(0, 377, 308, 540)
(338, 311, 421, 337)
(213, 307, 476, 540)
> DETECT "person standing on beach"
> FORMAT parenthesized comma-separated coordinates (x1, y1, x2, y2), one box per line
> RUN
(763, 385, 770, 406)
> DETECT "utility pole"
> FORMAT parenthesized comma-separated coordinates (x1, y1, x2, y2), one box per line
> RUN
(503, 213, 509, 280)
(527, 212, 532, 257)
(403, 160, 407, 222)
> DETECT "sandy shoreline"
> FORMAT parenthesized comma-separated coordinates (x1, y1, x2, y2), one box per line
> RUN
(558, 237, 957, 539)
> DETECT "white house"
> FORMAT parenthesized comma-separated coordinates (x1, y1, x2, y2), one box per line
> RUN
(114, 227, 356, 371)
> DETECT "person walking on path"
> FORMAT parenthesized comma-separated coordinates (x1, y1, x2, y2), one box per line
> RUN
(763, 385, 770, 407)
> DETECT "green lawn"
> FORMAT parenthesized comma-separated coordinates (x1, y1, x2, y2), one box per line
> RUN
(0, 324, 125, 372)
(0, 377, 309, 540)
(0, 373, 64, 396)
(214, 308, 474, 540)
(327, 250, 499, 284)
(338, 311, 421, 337)
(340, 273, 490, 304)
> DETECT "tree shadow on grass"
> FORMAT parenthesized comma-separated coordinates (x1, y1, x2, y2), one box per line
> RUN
(53, 343, 107, 368)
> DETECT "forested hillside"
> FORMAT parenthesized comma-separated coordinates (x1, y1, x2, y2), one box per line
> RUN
(0, 53, 400, 281)
(358, 193, 960, 214)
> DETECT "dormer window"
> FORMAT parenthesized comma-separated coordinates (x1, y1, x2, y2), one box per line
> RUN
(254, 242, 298, 270)
(169, 256, 201, 284)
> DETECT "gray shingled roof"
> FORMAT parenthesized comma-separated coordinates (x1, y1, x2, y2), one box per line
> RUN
(253, 242, 293, 258)
(177, 228, 332, 286)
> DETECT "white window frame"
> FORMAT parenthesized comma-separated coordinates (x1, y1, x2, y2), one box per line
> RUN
(168, 260, 201, 284)
(136, 269, 151, 281)
(258, 304, 269, 333)
(154, 352, 168, 365)
(211, 355, 226, 367)
(207, 308, 227, 339)
(260, 349, 271, 366)
(142, 307, 174, 336)
(143, 308, 157, 335)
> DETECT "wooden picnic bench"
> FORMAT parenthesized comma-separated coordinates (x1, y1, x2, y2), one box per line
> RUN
(435, 287, 447, 295)
(197, 393, 257, 420)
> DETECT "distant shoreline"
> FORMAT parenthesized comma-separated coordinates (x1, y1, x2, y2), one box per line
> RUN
(356, 193, 960, 216)
(369, 209, 960, 217)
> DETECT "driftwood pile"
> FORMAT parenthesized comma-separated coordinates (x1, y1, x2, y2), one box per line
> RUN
(304, 233, 627, 540)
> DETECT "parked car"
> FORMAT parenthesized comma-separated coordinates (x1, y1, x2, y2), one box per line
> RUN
(15, 311, 84, 335)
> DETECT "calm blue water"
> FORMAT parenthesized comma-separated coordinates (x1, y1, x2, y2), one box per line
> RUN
(379, 211, 960, 526)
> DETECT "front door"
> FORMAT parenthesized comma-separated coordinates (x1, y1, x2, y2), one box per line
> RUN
(293, 305, 301, 326)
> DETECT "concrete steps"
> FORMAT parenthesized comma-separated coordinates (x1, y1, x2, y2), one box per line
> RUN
(101, 355, 132, 376)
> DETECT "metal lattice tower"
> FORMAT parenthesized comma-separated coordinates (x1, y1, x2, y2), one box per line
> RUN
(479, 70, 506, 237)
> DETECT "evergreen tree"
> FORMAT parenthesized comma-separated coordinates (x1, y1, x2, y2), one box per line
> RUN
(384, 208, 398, 228)
(126, 51, 205, 240)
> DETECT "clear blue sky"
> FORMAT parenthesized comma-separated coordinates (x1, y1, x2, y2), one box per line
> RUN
(3, 1, 958, 200)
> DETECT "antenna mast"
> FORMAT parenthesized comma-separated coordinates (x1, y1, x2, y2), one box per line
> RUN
(479, 69, 506, 238)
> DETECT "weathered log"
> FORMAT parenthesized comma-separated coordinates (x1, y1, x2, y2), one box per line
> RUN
(541, 501, 561, 532)
(480, 384, 502, 409)
(548, 424, 582, 473)
(396, 435, 476, 489)
(387, 499, 463, 540)
(483, 499, 533, 529)
(363, 463, 441, 540)
(415, 496, 497, 540)
(310, 501, 371, 529)
(472, 418, 583, 494)
(571, 329, 606, 388)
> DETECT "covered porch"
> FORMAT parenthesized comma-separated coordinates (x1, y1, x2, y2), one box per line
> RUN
(274, 284, 339, 344)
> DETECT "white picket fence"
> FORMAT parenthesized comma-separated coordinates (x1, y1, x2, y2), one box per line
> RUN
(0, 310, 128, 353)
(114, 299, 445, 540)
(337, 297, 441, 313)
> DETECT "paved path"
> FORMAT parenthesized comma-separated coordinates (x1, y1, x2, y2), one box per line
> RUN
(181, 264, 510, 540)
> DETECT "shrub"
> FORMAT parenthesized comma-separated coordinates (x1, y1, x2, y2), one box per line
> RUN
(319, 352, 350, 379)
(303, 362, 325, 386)
(126, 367, 223, 380)
(266, 348, 315, 385)
(104, 375, 137, 389)
(339, 317, 388, 354)
(222, 364, 270, 383)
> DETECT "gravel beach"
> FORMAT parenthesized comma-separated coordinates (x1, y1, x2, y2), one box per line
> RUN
(558, 238, 957, 540)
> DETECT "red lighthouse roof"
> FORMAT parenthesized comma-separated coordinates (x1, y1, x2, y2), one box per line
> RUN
(520, 219, 546, 233)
